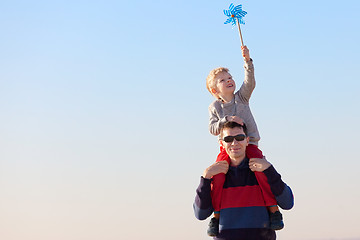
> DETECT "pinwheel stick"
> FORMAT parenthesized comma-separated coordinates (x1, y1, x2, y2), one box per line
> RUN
(236, 18, 244, 46)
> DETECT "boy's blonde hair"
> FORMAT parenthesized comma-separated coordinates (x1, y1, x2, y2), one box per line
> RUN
(206, 67, 230, 98)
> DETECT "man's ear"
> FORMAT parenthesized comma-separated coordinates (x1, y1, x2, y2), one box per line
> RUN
(246, 137, 250, 146)
(211, 88, 217, 94)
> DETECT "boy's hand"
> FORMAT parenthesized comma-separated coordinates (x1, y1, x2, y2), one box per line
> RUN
(241, 45, 251, 62)
(249, 157, 272, 172)
(227, 116, 244, 125)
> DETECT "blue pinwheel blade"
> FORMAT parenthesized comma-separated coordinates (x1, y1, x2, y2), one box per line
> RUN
(238, 11, 247, 17)
(234, 5, 247, 16)
(223, 3, 247, 25)
(223, 9, 231, 17)
(233, 5, 243, 12)
(229, 3, 235, 11)
(224, 18, 232, 24)
(235, 12, 246, 18)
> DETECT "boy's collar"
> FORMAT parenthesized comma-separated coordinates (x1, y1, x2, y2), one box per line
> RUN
(219, 95, 235, 103)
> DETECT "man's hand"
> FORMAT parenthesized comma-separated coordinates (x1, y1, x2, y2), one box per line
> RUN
(203, 161, 229, 179)
(241, 45, 251, 62)
(249, 157, 272, 172)
(226, 116, 244, 125)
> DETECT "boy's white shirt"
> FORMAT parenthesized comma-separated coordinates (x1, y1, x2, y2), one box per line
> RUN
(208, 59, 260, 145)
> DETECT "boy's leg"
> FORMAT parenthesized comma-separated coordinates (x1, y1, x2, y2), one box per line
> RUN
(253, 172, 278, 209)
(211, 146, 230, 214)
(246, 144, 277, 206)
(208, 147, 230, 237)
(255, 172, 283, 230)
(246, 145, 283, 230)
(246, 143, 263, 158)
(211, 173, 225, 216)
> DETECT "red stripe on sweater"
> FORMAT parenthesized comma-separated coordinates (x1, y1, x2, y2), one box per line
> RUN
(221, 185, 266, 209)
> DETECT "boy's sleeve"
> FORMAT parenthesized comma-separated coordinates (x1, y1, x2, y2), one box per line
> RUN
(209, 103, 227, 136)
(237, 59, 256, 103)
(193, 177, 214, 220)
(263, 166, 294, 210)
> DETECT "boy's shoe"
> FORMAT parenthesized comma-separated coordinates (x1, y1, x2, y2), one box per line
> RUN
(207, 217, 219, 237)
(269, 211, 284, 230)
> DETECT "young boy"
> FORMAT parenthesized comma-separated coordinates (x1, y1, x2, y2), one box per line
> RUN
(205, 46, 284, 237)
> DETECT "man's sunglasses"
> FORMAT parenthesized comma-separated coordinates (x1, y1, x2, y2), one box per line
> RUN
(222, 134, 246, 143)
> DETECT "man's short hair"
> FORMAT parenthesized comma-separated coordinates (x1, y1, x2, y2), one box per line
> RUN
(220, 121, 248, 138)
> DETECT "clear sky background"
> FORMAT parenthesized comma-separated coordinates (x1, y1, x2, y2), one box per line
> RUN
(1, 0, 359, 239)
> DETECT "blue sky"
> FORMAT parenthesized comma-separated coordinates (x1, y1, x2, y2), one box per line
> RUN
(1, 0, 360, 239)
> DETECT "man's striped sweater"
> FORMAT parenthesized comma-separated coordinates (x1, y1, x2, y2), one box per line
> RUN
(193, 158, 294, 240)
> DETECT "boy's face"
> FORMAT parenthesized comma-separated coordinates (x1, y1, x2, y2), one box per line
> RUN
(213, 71, 236, 97)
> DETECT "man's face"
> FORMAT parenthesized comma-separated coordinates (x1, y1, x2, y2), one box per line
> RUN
(220, 127, 249, 161)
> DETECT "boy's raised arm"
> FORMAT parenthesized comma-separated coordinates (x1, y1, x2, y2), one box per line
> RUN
(242, 45, 251, 62)
(237, 45, 255, 102)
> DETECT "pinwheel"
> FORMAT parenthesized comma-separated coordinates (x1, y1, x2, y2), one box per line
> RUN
(224, 3, 247, 46)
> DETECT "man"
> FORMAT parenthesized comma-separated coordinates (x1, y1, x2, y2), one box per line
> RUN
(193, 122, 294, 240)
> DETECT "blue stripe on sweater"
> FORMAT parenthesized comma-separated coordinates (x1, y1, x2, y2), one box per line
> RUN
(219, 206, 270, 230)
(193, 202, 213, 221)
(276, 184, 294, 210)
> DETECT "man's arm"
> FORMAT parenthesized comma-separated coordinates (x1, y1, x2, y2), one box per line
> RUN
(263, 165, 294, 210)
(250, 158, 294, 210)
(193, 161, 229, 220)
(193, 177, 214, 220)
